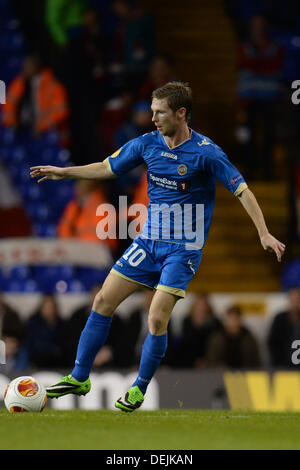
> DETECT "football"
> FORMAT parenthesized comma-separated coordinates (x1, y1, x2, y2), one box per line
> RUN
(4, 376, 47, 413)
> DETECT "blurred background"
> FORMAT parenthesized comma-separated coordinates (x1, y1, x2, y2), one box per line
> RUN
(1, 0, 300, 410)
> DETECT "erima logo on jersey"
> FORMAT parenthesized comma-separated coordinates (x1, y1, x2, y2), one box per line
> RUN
(161, 151, 178, 160)
(197, 139, 211, 147)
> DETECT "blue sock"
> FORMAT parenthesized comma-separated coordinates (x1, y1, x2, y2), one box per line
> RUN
(132, 332, 168, 395)
(71, 310, 112, 382)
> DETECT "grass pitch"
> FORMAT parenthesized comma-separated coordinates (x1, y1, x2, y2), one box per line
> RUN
(0, 408, 299, 450)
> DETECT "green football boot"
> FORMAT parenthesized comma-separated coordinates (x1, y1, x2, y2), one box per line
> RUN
(115, 386, 144, 412)
(46, 374, 91, 398)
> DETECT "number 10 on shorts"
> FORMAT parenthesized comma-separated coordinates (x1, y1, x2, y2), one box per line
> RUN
(123, 243, 146, 267)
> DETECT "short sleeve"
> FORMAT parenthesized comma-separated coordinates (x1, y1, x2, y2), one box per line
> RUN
(203, 145, 248, 196)
(103, 137, 144, 177)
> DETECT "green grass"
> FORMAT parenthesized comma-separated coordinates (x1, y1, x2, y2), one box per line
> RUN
(0, 408, 300, 450)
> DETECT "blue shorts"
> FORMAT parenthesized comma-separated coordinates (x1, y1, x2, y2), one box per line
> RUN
(111, 236, 202, 298)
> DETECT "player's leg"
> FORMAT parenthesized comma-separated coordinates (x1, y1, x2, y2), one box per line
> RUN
(46, 272, 141, 398)
(115, 242, 203, 412)
(115, 289, 178, 412)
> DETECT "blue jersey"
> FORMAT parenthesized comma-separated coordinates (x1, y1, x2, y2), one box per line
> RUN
(104, 129, 247, 250)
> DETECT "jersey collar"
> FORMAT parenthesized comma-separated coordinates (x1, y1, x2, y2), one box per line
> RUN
(162, 128, 193, 150)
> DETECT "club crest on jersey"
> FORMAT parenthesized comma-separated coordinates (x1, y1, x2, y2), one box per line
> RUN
(177, 164, 187, 176)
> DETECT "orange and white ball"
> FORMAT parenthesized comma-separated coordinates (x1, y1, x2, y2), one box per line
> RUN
(4, 376, 47, 412)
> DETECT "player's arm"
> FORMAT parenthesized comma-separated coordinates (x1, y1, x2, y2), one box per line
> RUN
(238, 187, 286, 262)
(30, 160, 115, 183)
(30, 137, 145, 183)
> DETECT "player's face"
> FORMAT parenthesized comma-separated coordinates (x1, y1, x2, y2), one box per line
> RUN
(151, 98, 183, 137)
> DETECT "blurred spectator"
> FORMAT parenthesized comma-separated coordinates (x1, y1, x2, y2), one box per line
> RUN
(268, 287, 300, 368)
(138, 55, 175, 101)
(0, 292, 24, 341)
(235, 15, 283, 180)
(0, 335, 29, 373)
(2, 55, 70, 146)
(25, 294, 67, 368)
(110, 0, 155, 90)
(57, 180, 118, 252)
(206, 305, 261, 368)
(171, 294, 222, 368)
(115, 100, 152, 149)
(224, 0, 268, 41)
(45, 0, 87, 48)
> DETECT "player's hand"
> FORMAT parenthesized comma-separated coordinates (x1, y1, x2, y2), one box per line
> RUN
(260, 233, 286, 262)
(30, 165, 65, 183)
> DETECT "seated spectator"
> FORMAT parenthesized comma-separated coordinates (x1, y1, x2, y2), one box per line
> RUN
(0, 291, 24, 341)
(2, 55, 70, 146)
(25, 294, 67, 368)
(57, 180, 118, 252)
(268, 286, 300, 368)
(172, 294, 222, 368)
(235, 15, 283, 180)
(1, 335, 29, 373)
(206, 305, 261, 368)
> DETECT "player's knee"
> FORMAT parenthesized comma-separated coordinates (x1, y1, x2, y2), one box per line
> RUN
(148, 314, 168, 335)
(92, 289, 114, 316)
